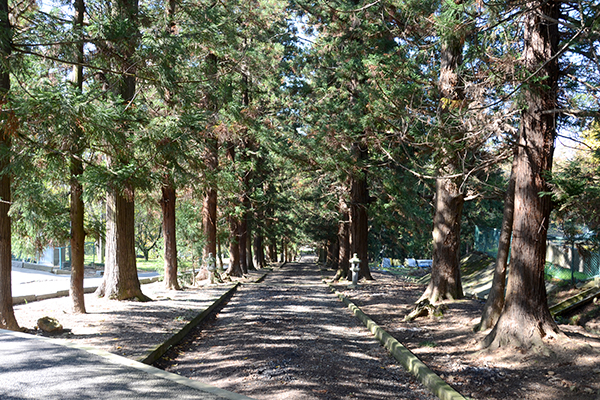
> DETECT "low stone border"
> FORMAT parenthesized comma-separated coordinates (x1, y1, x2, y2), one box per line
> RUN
(138, 282, 240, 365)
(138, 270, 271, 365)
(12, 276, 161, 305)
(327, 283, 468, 400)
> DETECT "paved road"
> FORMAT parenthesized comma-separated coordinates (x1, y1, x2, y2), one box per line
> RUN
(0, 329, 255, 400)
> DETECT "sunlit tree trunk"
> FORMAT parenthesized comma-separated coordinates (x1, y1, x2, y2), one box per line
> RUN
(97, 0, 148, 301)
(420, 3, 466, 303)
(69, 0, 86, 314)
(421, 176, 464, 302)
(335, 203, 350, 281)
(0, 0, 19, 330)
(350, 141, 372, 280)
(484, 0, 561, 349)
(161, 181, 180, 290)
(97, 184, 149, 300)
(477, 151, 517, 331)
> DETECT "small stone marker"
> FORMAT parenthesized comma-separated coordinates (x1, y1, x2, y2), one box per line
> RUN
(37, 316, 63, 333)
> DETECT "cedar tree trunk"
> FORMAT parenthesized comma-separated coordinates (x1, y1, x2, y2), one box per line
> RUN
(484, 0, 560, 349)
(238, 202, 248, 274)
(477, 151, 517, 331)
(253, 234, 266, 268)
(227, 215, 243, 276)
(0, 0, 19, 331)
(420, 3, 466, 304)
(97, 185, 149, 300)
(69, 0, 86, 314)
(161, 182, 180, 290)
(350, 142, 372, 280)
(336, 214, 350, 281)
(421, 176, 464, 302)
(246, 232, 255, 270)
(70, 157, 86, 312)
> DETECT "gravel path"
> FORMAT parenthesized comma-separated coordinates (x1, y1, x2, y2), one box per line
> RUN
(154, 261, 437, 400)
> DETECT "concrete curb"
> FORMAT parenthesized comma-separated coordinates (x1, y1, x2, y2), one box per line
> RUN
(2, 329, 257, 400)
(138, 282, 240, 365)
(12, 276, 161, 305)
(327, 283, 467, 400)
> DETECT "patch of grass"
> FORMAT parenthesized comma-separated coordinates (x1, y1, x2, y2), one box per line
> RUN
(137, 258, 163, 273)
(544, 263, 590, 282)
(419, 340, 437, 348)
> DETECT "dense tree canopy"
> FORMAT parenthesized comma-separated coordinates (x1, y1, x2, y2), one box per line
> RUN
(0, 0, 598, 351)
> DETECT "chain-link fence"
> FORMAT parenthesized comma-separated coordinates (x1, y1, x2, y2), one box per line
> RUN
(474, 226, 600, 283)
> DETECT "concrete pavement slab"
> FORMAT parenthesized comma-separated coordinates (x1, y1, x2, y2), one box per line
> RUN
(0, 329, 256, 400)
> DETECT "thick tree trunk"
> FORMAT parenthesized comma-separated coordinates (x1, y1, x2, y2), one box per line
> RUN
(161, 182, 180, 290)
(420, 177, 464, 303)
(227, 215, 243, 276)
(238, 204, 248, 274)
(246, 232, 255, 270)
(70, 157, 86, 313)
(97, 0, 148, 301)
(97, 185, 149, 300)
(326, 239, 338, 269)
(337, 208, 350, 281)
(0, 0, 19, 331)
(253, 234, 266, 268)
(0, 157, 17, 330)
(484, 0, 560, 349)
(477, 152, 517, 331)
(269, 236, 277, 263)
(202, 187, 217, 259)
(69, 0, 86, 314)
(350, 142, 372, 280)
(419, 1, 466, 304)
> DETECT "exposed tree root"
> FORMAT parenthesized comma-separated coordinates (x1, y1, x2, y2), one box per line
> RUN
(404, 299, 448, 322)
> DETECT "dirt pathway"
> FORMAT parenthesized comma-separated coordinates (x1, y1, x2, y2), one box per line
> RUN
(154, 262, 437, 400)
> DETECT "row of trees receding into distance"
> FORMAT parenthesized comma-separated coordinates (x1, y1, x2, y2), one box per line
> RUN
(0, 0, 599, 353)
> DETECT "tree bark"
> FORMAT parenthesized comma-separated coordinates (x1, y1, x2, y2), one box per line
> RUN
(246, 231, 255, 270)
(161, 182, 180, 290)
(420, 176, 465, 302)
(0, 0, 19, 331)
(484, 0, 560, 349)
(96, 0, 148, 301)
(477, 151, 517, 331)
(227, 215, 243, 276)
(69, 0, 86, 314)
(269, 236, 277, 263)
(253, 234, 266, 268)
(97, 185, 149, 300)
(336, 204, 350, 281)
(350, 142, 372, 280)
(238, 199, 248, 274)
(326, 239, 339, 269)
(420, 1, 466, 304)
(70, 157, 86, 312)
(202, 134, 218, 264)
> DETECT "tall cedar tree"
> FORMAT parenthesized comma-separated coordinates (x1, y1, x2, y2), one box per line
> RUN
(160, 0, 181, 291)
(0, 0, 19, 330)
(477, 150, 517, 331)
(484, 0, 561, 349)
(419, 0, 468, 303)
(96, 0, 149, 301)
(69, 0, 87, 313)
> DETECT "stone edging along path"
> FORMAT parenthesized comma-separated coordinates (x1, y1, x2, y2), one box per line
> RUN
(138, 270, 272, 365)
(326, 282, 468, 400)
